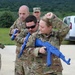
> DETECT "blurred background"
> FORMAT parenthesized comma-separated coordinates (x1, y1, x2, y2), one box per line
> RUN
(0, 0, 75, 45)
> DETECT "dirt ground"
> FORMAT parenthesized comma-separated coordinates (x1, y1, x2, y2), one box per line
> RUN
(0, 45, 75, 75)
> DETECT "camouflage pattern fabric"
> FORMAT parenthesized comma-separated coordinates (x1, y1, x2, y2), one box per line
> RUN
(24, 14, 69, 75)
(0, 43, 5, 70)
(50, 14, 70, 44)
(9, 18, 28, 36)
(9, 17, 28, 75)
(14, 13, 69, 75)
(0, 54, 1, 70)
(25, 32, 63, 75)
(0, 43, 5, 49)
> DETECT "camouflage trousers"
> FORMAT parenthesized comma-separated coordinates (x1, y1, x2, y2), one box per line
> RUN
(15, 54, 26, 75)
(15, 58, 62, 75)
(15, 52, 62, 75)
(0, 54, 1, 70)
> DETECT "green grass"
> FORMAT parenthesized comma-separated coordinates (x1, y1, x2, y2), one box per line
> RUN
(0, 28, 70, 45)
(0, 28, 15, 45)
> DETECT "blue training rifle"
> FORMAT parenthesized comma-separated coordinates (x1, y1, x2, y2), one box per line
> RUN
(35, 38, 71, 66)
(18, 33, 31, 58)
(11, 29, 18, 40)
(19, 33, 71, 66)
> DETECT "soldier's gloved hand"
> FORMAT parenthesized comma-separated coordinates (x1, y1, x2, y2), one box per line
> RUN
(0, 43, 5, 49)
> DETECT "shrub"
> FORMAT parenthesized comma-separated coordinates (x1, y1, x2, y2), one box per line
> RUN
(0, 11, 15, 28)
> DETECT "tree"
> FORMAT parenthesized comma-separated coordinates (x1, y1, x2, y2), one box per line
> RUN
(0, 11, 15, 28)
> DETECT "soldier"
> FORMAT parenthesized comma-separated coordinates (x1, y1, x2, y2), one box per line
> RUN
(15, 15, 39, 75)
(0, 43, 5, 49)
(9, 5, 29, 75)
(9, 5, 29, 36)
(24, 12, 70, 75)
(0, 43, 5, 70)
(33, 7, 41, 23)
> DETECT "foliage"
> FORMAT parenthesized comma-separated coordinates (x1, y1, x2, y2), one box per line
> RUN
(0, 0, 75, 19)
(0, 11, 15, 28)
(0, 0, 75, 13)
(0, 0, 74, 45)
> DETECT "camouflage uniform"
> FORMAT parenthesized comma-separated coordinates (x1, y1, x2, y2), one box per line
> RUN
(23, 13, 70, 75)
(33, 7, 41, 23)
(0, 43, 5, 70)
(15, 29, 28, 75)
(0, 43, 5, 49)
(9, 17, 28, 75)
(0, 54, 1, 69)
(9, 18, 28, 36)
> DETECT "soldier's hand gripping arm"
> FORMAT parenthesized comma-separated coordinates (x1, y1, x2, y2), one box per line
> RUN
(45, 12, 70, 44)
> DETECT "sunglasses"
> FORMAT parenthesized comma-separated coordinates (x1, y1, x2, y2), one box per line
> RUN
(26, 25, 36, 29)
(34, 11, 39, 13)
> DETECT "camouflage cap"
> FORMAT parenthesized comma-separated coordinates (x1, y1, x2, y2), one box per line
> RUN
(33, 7, 41, 12)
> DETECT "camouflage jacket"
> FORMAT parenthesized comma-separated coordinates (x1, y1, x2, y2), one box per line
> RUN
(14, 13, 69, 73)
(0, 43, 4, 69)
(9, 18, 28, 36)
(0, 54, 1, 70)
(25, 15, 70, 73)
(9, 18, 28, 52)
